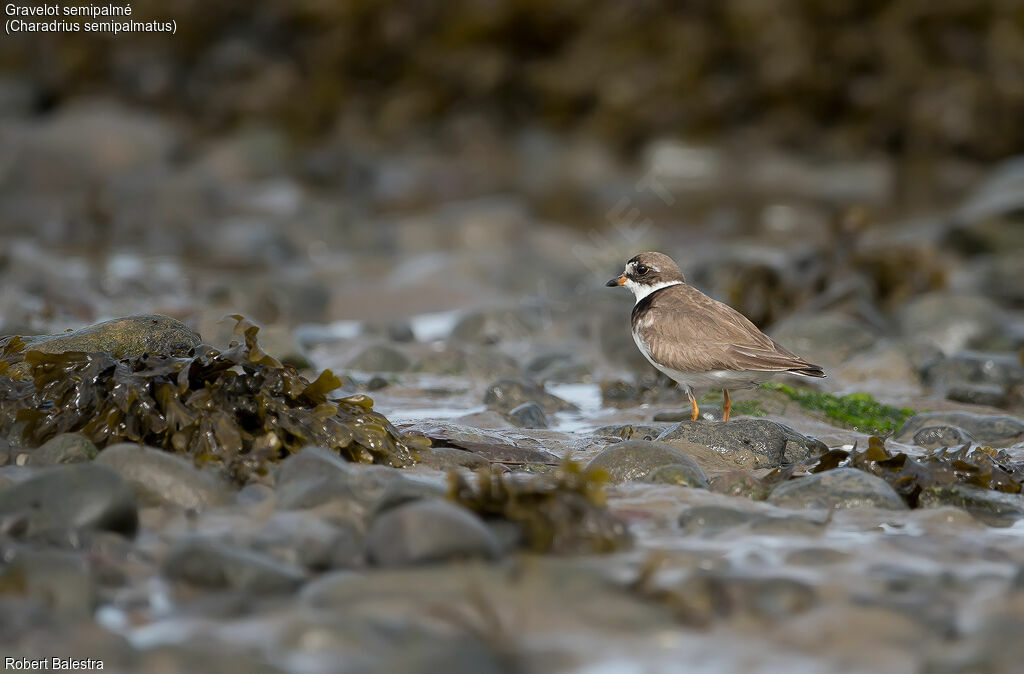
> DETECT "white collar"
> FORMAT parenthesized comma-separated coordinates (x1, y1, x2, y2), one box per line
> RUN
(625, 279, 683, 304)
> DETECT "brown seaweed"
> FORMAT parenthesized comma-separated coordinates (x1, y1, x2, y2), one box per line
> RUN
(809, 436, 1024, 507)
(448, 459, 631, 555)
(0, 317, 422, 483)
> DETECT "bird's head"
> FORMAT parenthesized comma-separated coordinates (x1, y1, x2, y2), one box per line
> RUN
(606, 251, 686, 302)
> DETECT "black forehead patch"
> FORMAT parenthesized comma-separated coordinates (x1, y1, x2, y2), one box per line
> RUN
(627, 255, 641, 265)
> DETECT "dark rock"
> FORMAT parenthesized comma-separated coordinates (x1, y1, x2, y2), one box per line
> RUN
(525, 350, 591, 383)
(346, 344, 412, 372)
(162, 537, 306, 593)
(236, 511, 364, 571)
(399, 421, 559, 464)
(483, 378, 576, 414)
(507, 402, 549, 429)
(677, 504, 758, 534)
(449, 307, 540, 344)
(275, 447, 442, 523)
(0, 464, 137, 537)
(585, 440, 707, 486)
(25, 433, 97, 465)
(366, 499, 500, 567)
(946, 383, 1008, 408)
(768, 468, 907, 510)
(912, 425, 978, 450)
(19, 314, 200, 359)
(895, 412, 1024, 448)
(417, 447, 490, 471)
(768, 311, 877, 368)
(592, 423, 672, 442)
(94, 443, 234, 509)
(646, 463, 709, 488)
(364, 375, 389, 391)
(0, 549, 97, 618)
(362, 320, 415, 343)
(678, 504, 827, 536)
(918, 484, 1024, 525)
(921, 351, 1024, 390)
(900, 292, 1010, 353)
(657, 420, 826, 468)
(921, 351, 1023, 408)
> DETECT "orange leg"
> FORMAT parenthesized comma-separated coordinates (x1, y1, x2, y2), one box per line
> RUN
(723, 389, 731, 422)
(688, 389, 699, 421)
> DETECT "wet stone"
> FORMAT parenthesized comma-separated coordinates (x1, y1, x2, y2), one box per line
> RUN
(585, 440, 707, 486)
(657, 419, 826, 468)
(25, 433, 97, 466)
(162, 537, 306, 593)
(895, 412, 1024, 448)
(646, 463, 709, 488)
(768, 468, 907, 510)
(0, 464, 138, 537)
(232, 511, 364, 571)
(677, 504, 827, 536)
(912, 425, 977, 450)
(346, 343, 412, 372)
(17, 314, 201, 360)
(275, 447, 442, 524)
(416, 446, 490, 471)
(946, 383, 1008, 408)
(900, 292, 1010, 353)
(483, 377, 576, 414)
(769, 311, 877, 368)
(365, 499, 500, 567)
(449, 307, 541, 344)
(917, 484, 1024, 526)
(507, 401, 549, 429)
(592, 423, 672, 442)
(94, 443, 234, 509)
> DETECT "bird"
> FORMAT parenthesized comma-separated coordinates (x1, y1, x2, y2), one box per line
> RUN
(606, 251, 825, 421)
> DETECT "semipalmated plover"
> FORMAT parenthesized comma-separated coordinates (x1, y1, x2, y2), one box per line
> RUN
(607, 251, 825, 421)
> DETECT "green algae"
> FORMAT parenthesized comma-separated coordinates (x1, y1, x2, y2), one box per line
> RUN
(762, 383, 915, 433)
(448, 459, 631, 555)
(810, 435, 1024, 508)
(0, 316, 421, 483)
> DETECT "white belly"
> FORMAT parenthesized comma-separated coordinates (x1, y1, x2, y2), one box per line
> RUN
(632, 329, 772, 393)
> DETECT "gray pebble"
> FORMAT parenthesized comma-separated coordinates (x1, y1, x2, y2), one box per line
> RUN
(94, 443, 234, 509)
(25, 433, 97, 466)
(507, 401, 549, 428)
(0, 464, 137, 537)
(366, 499, 500, 567)
(768, 468, 906, 510)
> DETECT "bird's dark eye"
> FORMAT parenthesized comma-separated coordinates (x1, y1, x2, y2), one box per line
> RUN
(636, 265, 649, 275)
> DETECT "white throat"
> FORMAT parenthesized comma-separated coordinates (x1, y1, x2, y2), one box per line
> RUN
(625, 279, 683, 304)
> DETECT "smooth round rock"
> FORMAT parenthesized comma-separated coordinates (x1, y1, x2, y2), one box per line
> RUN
(912, 425, 977, 450)
(162, 537, 306, 593)
(94, 443, 234, 509)
(646, 462, 709, 488)
(21, 314, 200, 359)
(483, 378, 575, 414)
(768, 468, 907, 510)
(507, 401, 549, 429)
(417, 447, 490, 471)
(26, 433, 98, 465)
(585, 440, 707, 486)
(366, 499, 500, 567)
(346, 343, 412, 372)
(0, 464, 138, 536)
(657, 419, 826, 468)
(895, 412, 1024, 448)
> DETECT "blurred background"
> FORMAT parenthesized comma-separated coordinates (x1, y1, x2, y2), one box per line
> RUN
(1, 0, 1022, 407)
